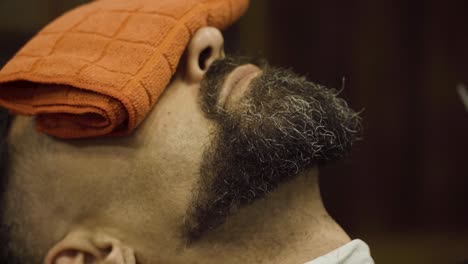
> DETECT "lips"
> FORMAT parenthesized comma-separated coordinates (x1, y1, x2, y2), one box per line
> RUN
(218, 64, 261, 108)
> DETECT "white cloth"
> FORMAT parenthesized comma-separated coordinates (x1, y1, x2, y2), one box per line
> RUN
(304, 240, 374, 264)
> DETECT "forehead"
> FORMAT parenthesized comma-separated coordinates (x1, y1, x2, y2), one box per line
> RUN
(0, 69, 224, 260)
(7, 116, 135, 166)
(5, 76, 216, 194)
(6, 116, 137, 211)
(5, 78, 216, 208)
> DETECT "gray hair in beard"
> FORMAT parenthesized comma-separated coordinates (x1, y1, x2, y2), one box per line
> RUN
(184, 57, 362, 241)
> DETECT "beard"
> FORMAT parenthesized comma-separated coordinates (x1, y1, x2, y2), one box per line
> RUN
(184, 56, 362, 241)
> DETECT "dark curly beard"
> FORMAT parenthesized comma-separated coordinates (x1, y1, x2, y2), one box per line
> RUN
(185, 57, 362, 241)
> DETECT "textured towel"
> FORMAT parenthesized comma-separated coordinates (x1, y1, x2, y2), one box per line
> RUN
(0, 0, 249, 138)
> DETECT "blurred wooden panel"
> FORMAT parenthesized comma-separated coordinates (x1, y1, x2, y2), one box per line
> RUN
(229, 1, 468, 262)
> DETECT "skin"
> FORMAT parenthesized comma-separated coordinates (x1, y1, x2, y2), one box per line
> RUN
(4, 27, 350, 264)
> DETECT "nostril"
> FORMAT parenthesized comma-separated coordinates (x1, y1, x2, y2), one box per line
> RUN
(101, 244, 113, 255)
(198, 47, 212, 70)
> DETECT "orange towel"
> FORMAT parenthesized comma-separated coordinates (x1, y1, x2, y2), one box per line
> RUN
(0, 0, 249, 138)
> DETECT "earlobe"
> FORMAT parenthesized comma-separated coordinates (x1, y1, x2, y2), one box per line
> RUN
(183, 27, 225, 84)
(44, 229, 136, 264)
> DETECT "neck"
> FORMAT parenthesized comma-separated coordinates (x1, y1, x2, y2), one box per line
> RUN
(188, 168, 351, 264)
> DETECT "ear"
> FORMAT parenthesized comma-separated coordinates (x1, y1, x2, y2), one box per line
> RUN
(44, 228, 136, 264)
(182, 27, 225, 84)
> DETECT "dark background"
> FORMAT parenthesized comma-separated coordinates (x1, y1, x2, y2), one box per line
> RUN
(1, 0, 467, 263)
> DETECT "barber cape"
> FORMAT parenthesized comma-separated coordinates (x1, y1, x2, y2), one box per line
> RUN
(305, 240, 374, 264)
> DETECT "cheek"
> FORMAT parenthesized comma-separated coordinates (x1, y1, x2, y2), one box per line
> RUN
(140, 80, 218, 176)
(125, 81, 218, 224)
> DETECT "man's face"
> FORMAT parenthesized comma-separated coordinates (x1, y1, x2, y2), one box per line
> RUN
(5, 54, 360, 263)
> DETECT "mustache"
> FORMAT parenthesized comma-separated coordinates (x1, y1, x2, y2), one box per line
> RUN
(199, 56, 265, 118)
